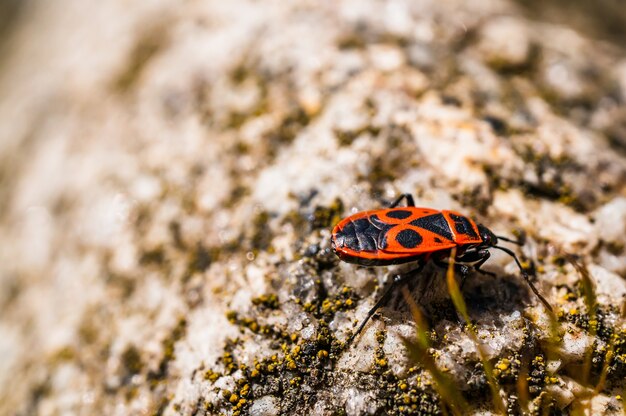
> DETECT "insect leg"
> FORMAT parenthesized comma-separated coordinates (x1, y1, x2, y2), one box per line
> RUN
(432, 257, 446, 269)
(456, 250, 496, 278)
(472, 251, 495, 277)
(492, 245, 553, 312)
(348, 261, 425, 344)
(388, 193, 415, 208)
(433, 255, 472, 287)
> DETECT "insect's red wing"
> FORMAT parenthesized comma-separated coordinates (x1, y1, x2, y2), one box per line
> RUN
(441, 210, 483, 245)
(377, 207, 456, 254)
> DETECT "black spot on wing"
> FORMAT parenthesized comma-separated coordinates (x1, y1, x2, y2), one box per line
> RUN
(434, 237, 442, 243)
(385, 209, 412, 219)
(396, 229, 423, 249)
(449, 214, 478, 239)
(410, 213, 454, 241)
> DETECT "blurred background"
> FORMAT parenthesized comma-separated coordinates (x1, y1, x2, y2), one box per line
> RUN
(1, 0, 626, 415)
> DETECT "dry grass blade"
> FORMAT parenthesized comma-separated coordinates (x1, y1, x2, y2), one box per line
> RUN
(401, 286, 430, 349)
(445, 248, 505, 415)
(516, 355, 530, 415)
(542, 305, 561, 364)
(570, 399, 587, 416)
(400, 286, 469, 416)
(566, 255, 597, 387)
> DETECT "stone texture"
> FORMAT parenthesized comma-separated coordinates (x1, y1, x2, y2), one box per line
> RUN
(1, 0, 626, 415)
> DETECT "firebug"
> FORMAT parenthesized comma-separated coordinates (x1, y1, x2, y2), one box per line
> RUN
(330, 194, 552, 342)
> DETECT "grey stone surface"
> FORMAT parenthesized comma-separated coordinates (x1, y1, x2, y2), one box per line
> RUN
(1, 0, 626, 415)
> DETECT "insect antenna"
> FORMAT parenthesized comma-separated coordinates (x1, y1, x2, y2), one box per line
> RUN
(491, 245, 553, 312)
(495, 235, 523, 245)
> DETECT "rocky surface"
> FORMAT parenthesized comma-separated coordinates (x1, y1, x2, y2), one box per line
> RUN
(1, 0, 626, 415)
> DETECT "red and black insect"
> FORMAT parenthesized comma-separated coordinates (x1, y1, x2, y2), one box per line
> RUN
(331, 194, 552, 342)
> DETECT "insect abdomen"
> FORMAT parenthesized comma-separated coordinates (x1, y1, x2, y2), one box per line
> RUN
(334, 215, 391, 252)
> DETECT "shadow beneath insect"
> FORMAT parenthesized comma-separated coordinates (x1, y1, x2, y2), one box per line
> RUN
(372, 263, 532, 329)
(463, 272, 531, 316)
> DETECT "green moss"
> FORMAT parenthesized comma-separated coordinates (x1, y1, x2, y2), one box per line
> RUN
(482, 115, 509, 136)
(452, 186, 491, 216)
(561, 309, 626, 383)
(77, 317, 100, 345)
(148, 317, 187, 383)
(337, 33, 367, 50)
(365, 330, 442, 415)
(224, 185, 250, 208)
(205, 282, 368, 413)
(207, 329, 340, 414)
(530, 391, 559, 416)
(517, 144, 596, 211)
(184, 243, 219, 282)
(364, 155, 397, 187)
(354, 126, 417, 195)
(230, 62, 251, 85)
(225, 112, 250, 130)
(251, 293, 280, 310)
(264, 108, 311, 159)
(51, 346, 76, 363)
(482, 141, 611, 212)
(121, 345, 143, 376)
(282, 208, 308, 232)
(139, 246, 166, 266)
(309, 198, 344, 230)
(204, 369, 220, 382)
(493, 354, 522, 383)
(115, 26, 166, 92)
(334, 125, 381, 147)
(527, 354, 547, 394)
(606, 327, 626, 379)
(249, 210, 273, 252)
(603, 240, 624, 256)
(305, 285, 359, 322)
(151, 396, 170, 416)
(226, 309, 295, 341)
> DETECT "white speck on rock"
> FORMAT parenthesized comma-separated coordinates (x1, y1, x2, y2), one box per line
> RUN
(582, 394, 619, 416)
(593, 197, 626, 243)
(300, 323, 317, 340)
(368, 44, 406, 72)
(589, 264, 626, 303)
(337, 324, 380, 373)
(546, 378, 576, 409)
(131, 175, 162, 203)
(344, 387, 378, 416)
(249, 395, 280, 416)
(558, 325, 596, 363)
(384, 325, 412, 377)
(476, 17, 531, 68)
(492, 189, 596, 249)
